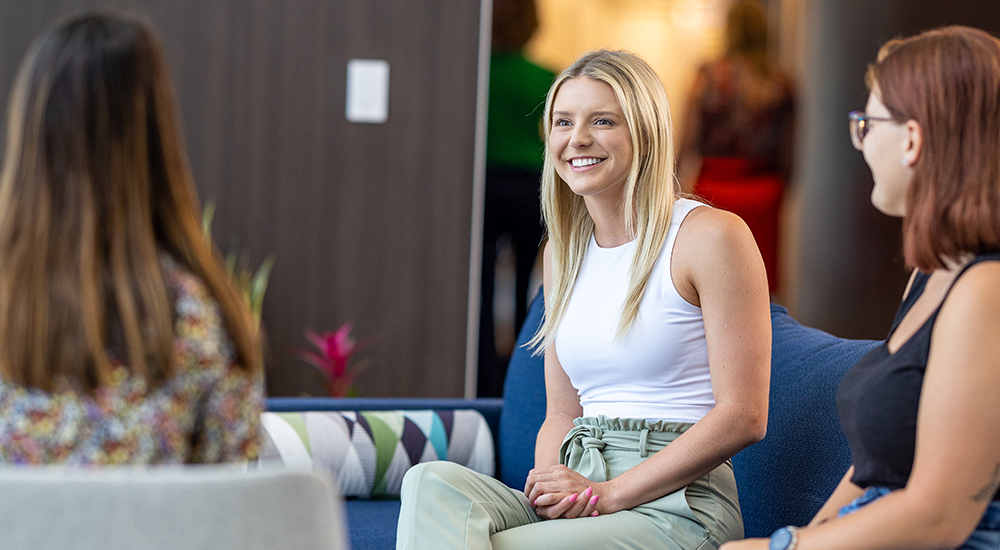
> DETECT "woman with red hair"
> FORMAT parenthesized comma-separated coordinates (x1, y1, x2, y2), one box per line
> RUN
(725, 25, 1000, 550)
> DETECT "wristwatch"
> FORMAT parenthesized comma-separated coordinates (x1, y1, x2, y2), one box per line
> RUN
(769, 526, 798, 550)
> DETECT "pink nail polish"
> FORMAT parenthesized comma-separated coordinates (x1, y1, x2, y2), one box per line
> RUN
(591, 511, 599, 517)
(589, 495, 599, 506)
(532, 499, 537, 507)
(568, 493, 578, 503)
(583, 487, 593, 498)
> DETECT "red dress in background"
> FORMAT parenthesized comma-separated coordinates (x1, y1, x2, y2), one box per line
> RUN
(684, 57, 795, 293)
(695, 157, 784, 292)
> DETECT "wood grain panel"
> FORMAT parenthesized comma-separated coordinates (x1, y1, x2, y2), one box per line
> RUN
(0, 0, 484, 397)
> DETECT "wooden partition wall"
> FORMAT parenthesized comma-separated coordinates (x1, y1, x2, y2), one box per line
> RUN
(0, 0, 487, 397)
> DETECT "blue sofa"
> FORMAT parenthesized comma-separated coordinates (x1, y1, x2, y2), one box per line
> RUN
(268, 291, 879, 550)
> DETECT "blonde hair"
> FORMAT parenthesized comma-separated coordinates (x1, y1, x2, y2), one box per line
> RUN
(529, 50, 678, 352)
(0, 13, 261, 392)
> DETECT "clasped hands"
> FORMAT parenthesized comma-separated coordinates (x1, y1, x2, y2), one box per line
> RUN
(524, 464, 612, 520)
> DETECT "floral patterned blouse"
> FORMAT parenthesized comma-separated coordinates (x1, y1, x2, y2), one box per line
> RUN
(0, 255, 264, 464)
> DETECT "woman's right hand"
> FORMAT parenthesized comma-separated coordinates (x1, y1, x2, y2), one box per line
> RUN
(525, 465, 604, 519)
(534, 487, 601, 520)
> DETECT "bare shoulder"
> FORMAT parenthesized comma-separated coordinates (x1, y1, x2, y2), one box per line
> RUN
(672, 205, 764, 305)
(937, 260, 1000, 337)
(676, 205, 755, 250)
(954, 258, 1000, 285)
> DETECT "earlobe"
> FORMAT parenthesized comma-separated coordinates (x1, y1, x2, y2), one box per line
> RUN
(902, 119, 923, 167)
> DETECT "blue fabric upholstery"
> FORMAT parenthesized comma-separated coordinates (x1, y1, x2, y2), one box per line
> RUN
(733, 304, 879, 536)
(497, 290, 547, 491)
(343, 500, 401, 550)
(268, 292, 884, 548)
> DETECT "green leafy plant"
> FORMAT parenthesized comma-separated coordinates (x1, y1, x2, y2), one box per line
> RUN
(202, 200, 274, 328)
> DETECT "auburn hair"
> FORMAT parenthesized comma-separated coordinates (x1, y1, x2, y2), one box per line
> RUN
(867, 26, 1000, 270)
(0, 13, 261, 392)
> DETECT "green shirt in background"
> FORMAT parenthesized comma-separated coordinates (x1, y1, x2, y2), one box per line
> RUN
(486, 52, 555, 172)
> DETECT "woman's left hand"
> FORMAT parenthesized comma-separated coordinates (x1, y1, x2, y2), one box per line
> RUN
(719, 538, 770, 550)
(525, 464, 611, 519)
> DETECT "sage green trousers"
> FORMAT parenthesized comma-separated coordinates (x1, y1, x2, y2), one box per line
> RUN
(396, 416, 743, 550)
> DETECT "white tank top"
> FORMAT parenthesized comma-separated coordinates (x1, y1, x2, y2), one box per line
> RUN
(554, 198, 713, 422)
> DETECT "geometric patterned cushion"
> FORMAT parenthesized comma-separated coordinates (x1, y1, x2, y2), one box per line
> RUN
(258, 410, 494, 498)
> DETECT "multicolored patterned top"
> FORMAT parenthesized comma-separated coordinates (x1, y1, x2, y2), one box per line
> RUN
(0, 255, 263, 465)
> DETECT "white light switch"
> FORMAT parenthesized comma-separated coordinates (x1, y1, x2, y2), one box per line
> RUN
(346, 59, 390, 124)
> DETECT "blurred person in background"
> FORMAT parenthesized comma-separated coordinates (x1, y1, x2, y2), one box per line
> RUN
(0, 12, 263, 464)
(479, 0, 555, 397)
(678, 0, 794, 295)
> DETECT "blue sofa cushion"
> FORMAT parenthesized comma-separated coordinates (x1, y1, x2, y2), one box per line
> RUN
(497, 290, 547, 490)
(345, 499, 401, 550)
(732, 304, 880, 537)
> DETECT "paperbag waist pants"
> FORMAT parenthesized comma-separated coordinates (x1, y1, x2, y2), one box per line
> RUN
(396, 415, 743, 550)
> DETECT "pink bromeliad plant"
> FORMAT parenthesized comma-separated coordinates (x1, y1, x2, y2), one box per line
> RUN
(297, 324, 373, 397)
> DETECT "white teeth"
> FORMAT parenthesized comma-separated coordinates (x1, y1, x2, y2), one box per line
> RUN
(571, 158, 603, 167)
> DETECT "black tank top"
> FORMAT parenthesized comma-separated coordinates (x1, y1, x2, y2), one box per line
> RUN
(836, 252, 1000, 499)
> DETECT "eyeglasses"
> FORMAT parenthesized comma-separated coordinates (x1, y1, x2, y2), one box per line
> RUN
(848, 111, 895, 150)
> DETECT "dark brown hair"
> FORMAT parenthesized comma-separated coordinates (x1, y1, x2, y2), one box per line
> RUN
(868, 26, 1000, 270)
(725, 0, 769, 70)
(0, 13, 261, 391)
(492, 0, 539, 53)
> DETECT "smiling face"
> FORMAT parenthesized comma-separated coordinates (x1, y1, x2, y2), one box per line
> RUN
(861, 90, 914, 217)
(548, 76, 633, 205)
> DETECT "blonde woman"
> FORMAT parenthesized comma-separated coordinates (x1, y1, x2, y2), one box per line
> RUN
(0, 13, 263, 464)
(397, 50, 770, 550)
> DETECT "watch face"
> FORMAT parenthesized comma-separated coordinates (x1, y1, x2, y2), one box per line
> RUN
(769, 528, 793, 550)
